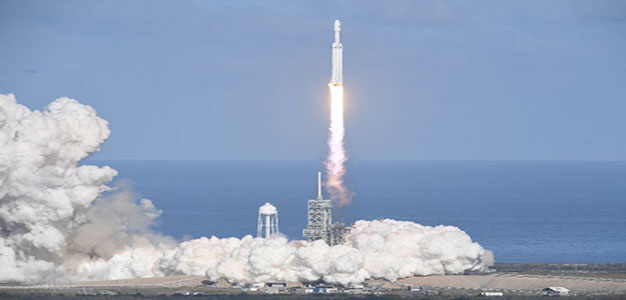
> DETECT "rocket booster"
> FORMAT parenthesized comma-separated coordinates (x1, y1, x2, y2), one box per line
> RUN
(330, 19, 343, 85)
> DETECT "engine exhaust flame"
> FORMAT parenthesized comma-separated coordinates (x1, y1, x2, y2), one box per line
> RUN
(325, 84, 352, 206)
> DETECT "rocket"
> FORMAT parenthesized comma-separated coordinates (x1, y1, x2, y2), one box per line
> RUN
(330, 19, 343, 86)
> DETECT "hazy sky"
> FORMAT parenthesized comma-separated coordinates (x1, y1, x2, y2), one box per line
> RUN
(1, 0, 625, 160)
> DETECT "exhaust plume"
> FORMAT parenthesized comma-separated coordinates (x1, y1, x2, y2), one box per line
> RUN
(325, 84, 352, 206)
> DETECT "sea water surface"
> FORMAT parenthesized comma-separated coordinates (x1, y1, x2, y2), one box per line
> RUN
(91, 160, 626, 264)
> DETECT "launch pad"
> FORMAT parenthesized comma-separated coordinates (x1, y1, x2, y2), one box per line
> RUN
(302, 172, 349, 246)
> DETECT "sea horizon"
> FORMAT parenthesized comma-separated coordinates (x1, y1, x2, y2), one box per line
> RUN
(81, 159, 626, 264)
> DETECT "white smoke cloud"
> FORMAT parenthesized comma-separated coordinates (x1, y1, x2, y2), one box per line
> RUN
(0, 93, 493, 285)
(157, 219, 493, 286)
(0, 94, 116, 282)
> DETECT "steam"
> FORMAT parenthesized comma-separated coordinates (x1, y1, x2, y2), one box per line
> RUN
(0, 94, 115, 282)
(325, 84, 352, 206)
(160, 219, 494, 286)
(0, 93, 493, 285)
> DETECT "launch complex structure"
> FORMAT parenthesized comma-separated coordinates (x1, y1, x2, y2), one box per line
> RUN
(256, 172, 349, 245)
(302, 172, 349, 246)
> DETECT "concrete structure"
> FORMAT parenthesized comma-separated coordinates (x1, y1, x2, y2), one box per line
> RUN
(257, 202, 279, 238)
(302, 172, 349, 245)
(543, 286, 571, 296)
(266, 282, 287, 288)
(312, 285, 338, 294)
(262, 282, 287, 294)
(408, 286, 422, 292)
(248, 283, 264, 292)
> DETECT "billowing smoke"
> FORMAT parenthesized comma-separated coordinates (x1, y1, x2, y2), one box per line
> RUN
(161, 219, 494, 286)
(0, 93, 493, 285)
(325, 84, 353, 206)
(0, 94, 173, 282)
(0, 94, 115, 282)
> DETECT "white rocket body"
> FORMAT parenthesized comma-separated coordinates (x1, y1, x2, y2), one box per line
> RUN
(331, 19, 343, 85)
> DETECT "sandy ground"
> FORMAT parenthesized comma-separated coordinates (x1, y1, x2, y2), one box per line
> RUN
(61, 275, 207, 288)
(3, 273, 625, 295)
(0, 275, 207, 289)
(398, 273, 626, 293)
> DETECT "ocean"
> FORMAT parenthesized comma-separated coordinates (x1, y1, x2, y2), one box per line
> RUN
(91, 160, 626, 264)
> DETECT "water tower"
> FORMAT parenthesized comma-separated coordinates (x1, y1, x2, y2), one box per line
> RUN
(257, 202, 279, 238)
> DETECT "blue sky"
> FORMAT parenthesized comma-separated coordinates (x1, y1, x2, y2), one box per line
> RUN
(1, 0, 625, 160)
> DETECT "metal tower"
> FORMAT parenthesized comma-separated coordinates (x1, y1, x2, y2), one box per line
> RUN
(257, 202, 279, 238)
(303, 172, 333, 243)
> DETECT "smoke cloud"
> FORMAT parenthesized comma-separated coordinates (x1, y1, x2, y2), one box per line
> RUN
(0, 93, 493, 285)
(160, 219, 494, 286)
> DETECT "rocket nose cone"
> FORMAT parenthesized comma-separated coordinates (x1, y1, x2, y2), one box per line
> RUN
(334, 20, 341, 31)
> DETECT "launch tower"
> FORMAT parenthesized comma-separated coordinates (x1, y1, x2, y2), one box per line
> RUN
(302, 172, 333, 242)
(302, 172, 348, 245)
